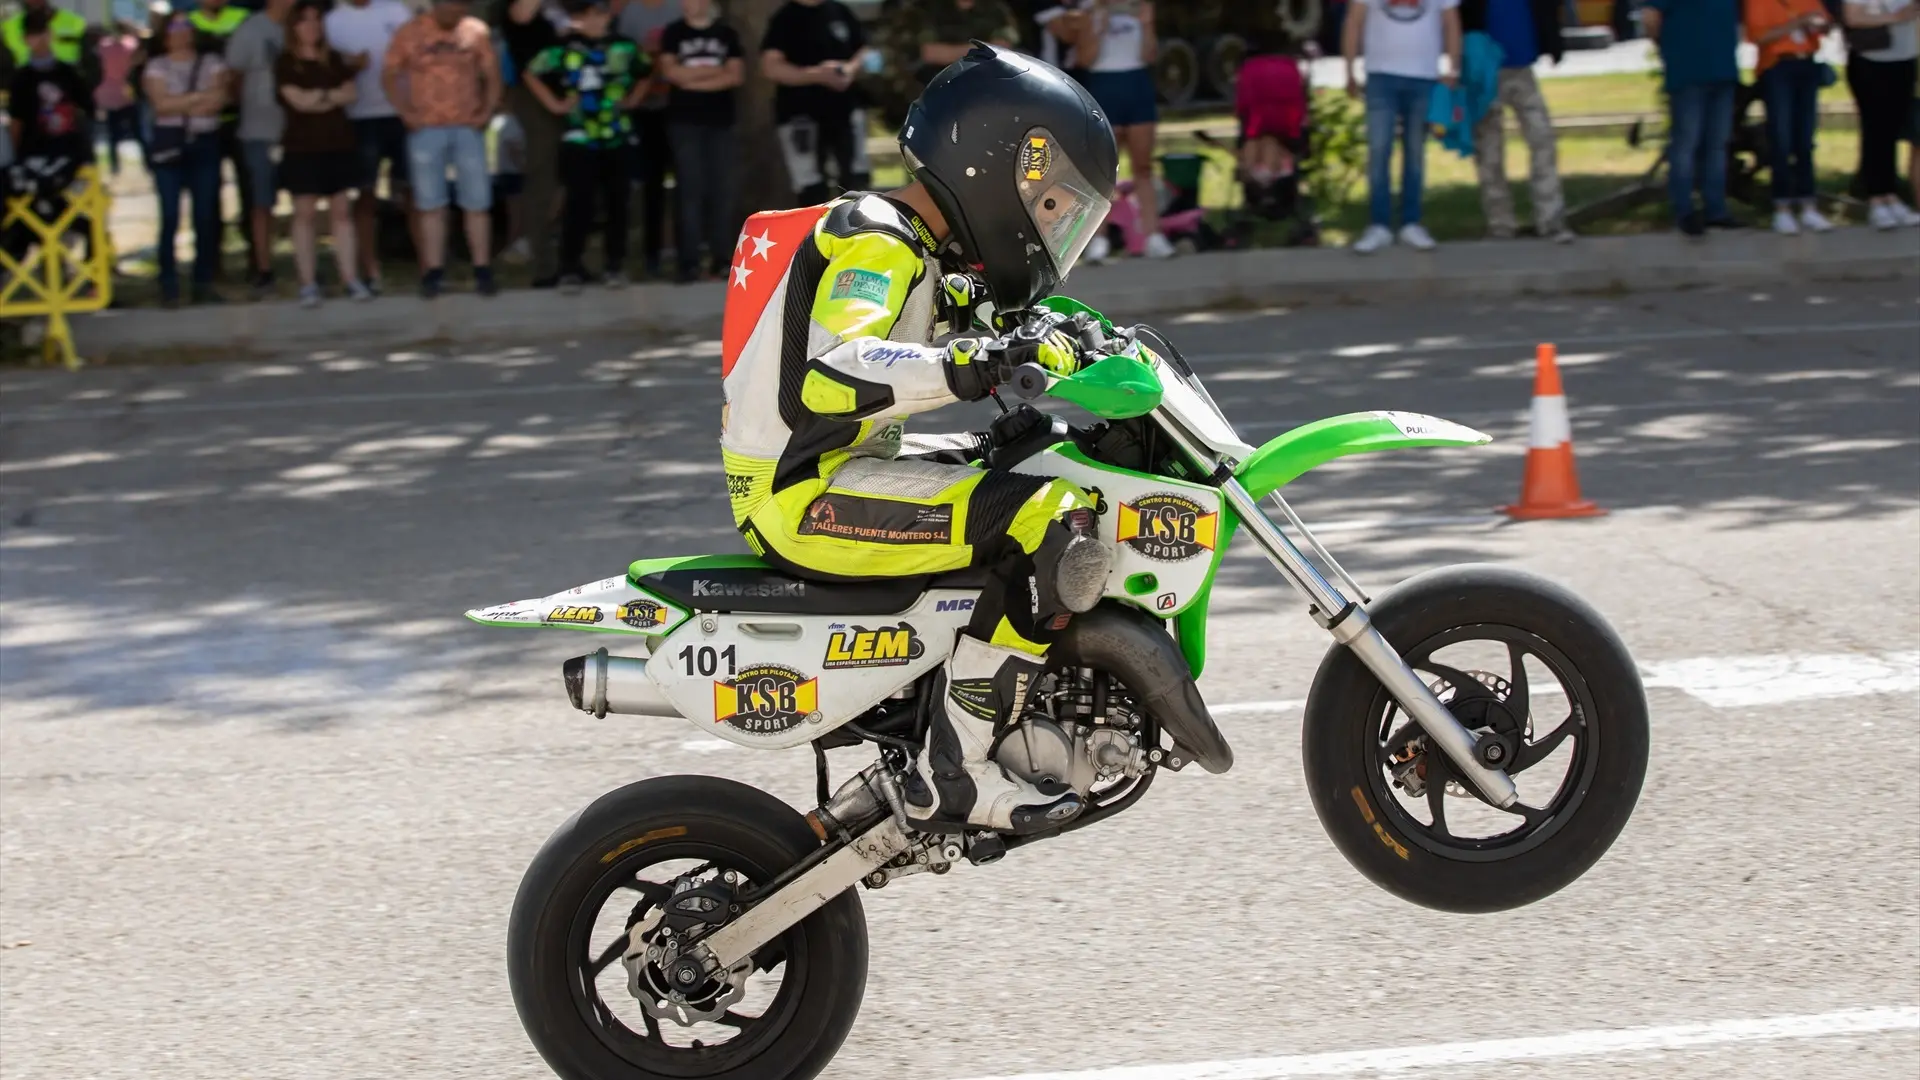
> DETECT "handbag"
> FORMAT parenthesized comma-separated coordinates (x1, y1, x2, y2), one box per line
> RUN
(147, 54, 204, 166)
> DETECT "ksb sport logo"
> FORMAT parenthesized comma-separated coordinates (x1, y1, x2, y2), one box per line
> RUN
(823, 622, 924, 669)
(713, 664, 818, 735)
(1115, 493, 1219, 562)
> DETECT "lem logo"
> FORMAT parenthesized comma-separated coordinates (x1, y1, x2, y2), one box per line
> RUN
(823, 622, 923, 669)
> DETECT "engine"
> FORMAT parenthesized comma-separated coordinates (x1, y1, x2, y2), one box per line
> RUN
(991, 669, 1152, 799)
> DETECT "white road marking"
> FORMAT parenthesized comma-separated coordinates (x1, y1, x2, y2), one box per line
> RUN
(951, 1006, 1920, 1080)
(1211, 699, 1305, 716)
(1643, 650, 1920, 708)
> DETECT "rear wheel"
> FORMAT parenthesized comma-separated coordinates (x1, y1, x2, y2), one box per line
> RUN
(1302, 565, 1648, 913)
(508, 776, 868, 1080)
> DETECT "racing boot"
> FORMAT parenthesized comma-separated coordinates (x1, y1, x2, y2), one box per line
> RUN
(904, 635, 1084, 834)
(1034, 507, 1111, 624)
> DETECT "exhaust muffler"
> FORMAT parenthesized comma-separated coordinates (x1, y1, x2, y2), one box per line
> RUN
(563, 648, 682, 718)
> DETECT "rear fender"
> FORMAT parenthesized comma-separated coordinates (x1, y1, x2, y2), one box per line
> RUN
(1171, 412, 1491, 678)
(465, 574, 691, 636)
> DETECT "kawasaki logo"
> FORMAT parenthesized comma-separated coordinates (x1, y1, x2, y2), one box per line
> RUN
(692, 579, 806, 598)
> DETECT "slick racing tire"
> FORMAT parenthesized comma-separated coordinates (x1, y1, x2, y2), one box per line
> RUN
(1302, 565, 1648, 913)
(508, 775, 868, 1080)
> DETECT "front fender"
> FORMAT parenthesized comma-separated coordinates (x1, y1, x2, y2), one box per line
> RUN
(1171, 411, 1491, 678)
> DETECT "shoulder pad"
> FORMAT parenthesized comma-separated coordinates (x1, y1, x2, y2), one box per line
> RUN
(820, 194, 938, 256)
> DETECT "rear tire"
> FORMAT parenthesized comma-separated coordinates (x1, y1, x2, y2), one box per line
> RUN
(1302, 565, 1648, 913)
(508, 775, 868, 1080)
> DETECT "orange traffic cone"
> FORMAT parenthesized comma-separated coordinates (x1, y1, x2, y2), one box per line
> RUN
(1504, 343, 1605, 520)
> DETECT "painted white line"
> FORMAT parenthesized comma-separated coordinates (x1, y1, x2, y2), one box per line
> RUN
(678, 738, 737, 753)
(1210, 699, 1305, 716)
(1643, 650, 1920, 708)
(951, 1006, 1920, 1080)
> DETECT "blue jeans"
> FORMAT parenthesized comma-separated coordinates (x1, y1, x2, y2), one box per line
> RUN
(1365, 73, 1436, 228)
(1760, 59, 1821, 203)
(153, 132, 222, 299)
(407, 125, 491, 212)
(1667, 81, 1736, 221)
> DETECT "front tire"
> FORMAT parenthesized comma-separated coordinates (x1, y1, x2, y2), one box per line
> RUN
(508, 775, 868, 1080)
(1302, 565, 1649, 913)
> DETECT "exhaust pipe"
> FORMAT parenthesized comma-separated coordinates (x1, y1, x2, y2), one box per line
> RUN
(1051, 603, 1234, 774)
(564, 648, 682, 719)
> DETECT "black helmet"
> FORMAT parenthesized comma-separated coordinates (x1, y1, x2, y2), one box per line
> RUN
(900, 45, 1118, 315)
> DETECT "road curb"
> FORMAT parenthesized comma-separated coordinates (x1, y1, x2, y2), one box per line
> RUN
(69, 228, 1919, 360)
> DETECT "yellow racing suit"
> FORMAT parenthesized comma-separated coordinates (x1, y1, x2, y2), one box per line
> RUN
(718, 192, 1091, 651)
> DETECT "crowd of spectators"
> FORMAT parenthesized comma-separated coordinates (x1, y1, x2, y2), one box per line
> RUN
(2, 0, 1919, 308)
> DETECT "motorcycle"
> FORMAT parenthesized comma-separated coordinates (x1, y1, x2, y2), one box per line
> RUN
(470, 297, 1649, 1080)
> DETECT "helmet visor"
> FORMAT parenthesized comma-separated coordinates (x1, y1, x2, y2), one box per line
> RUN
(1018, 127, 1111, 281)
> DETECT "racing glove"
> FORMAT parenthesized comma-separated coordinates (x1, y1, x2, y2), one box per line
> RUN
(942, 321, 1088, 402)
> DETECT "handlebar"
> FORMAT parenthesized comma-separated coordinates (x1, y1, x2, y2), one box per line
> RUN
(1008, 363, 1051, 401)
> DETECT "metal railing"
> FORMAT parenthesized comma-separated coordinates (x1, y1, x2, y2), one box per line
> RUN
(1, 165, 113, 369)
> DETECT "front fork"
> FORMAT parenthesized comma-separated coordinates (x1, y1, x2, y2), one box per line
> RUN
(1218, 479, 1522, 809)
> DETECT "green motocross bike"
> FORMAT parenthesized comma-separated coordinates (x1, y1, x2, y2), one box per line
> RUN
(472, 297, 1650, 1080)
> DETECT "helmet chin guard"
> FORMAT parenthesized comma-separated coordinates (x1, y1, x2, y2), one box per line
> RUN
(901, 45, 1119, 315)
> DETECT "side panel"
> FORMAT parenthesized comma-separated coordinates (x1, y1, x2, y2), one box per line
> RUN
(466, 575, 691, 636)
(1012, 446, 1223, 618)
(647, 590, 982, 749)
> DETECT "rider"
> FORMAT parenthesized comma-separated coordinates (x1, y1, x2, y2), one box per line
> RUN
(719, 44, 1119, 835)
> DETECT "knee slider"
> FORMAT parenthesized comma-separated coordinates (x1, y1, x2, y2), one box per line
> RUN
(1033, 507, 1112, 621)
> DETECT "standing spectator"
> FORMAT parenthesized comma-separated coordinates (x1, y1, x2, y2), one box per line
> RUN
(1033, 1, 1089, 75)
(659, 0, 744, 282)
(526, 0, 649, 291)
(915, 0, 1019, 84)
(1343, 0, 1464, 253)
(1641, 0, 1740, 236)
(2, 0, 88, 69)
(383, 0, 501, 298)
(96, 21, 146, 174)
(762, 0, 870, 206)
(1746, 0, 1836, 232)
(1462, 0, 1575, 241)
(490, 110, 530, 261)
(1057, 1, 1174, 260)
(500, 0, 565, 286)
(616, 0, 682, 279)
(277, 0, 372, 307)
(144, 12, 228, 306)
(327, 0, 413, 293)
(7, 11, 91, 165)
(226, 0, 292, 298)
(1842, 0, 1920, 226)
(189, 0, 251, 271)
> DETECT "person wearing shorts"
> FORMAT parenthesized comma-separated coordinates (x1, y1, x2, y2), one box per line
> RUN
(326, 0, 412, 290)
(383, 0, 500, 297)
(1056, 0, 1173, 259)
(224, 0, 289, 296)
(276, 0, 373, 306)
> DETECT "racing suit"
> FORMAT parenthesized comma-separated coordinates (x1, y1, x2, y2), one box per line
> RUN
(720, 191, 1102, 831)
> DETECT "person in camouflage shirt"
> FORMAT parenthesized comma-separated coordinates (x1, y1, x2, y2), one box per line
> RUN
(525, 0, 651, 289)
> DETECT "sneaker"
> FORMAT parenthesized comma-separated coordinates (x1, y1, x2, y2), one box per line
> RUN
(500, 237, 530, 265)
(249, 270, 276, 301)
(1547, 226, 1577, 244)
(1143, 231, 1176, 259)
(1772, 207, 1800, 235)
(1398, 223, 1437, 251)
(298, 283, 322, 308)
(1798, 205, 1835, 233)
(1892, 202, 1920, 227)
(474, 266, 498, 297)
(1352, 223, 1393, 254)
(420, 268, 445, 299)
(365, 276, 384, 297)
(1085, 233, 1112, 263)
(558, 274, 584, 295)
(1679, 211, 1706, 238)
(603, 271, 628, 289)
(345, 279, 374, 302)
(1869, 202, 1901, 231)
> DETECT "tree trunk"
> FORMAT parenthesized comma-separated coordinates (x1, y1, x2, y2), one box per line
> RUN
(730, 0, 793, 218)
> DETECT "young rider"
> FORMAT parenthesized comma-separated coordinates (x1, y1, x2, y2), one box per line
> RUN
(719, 44, 1120, 835)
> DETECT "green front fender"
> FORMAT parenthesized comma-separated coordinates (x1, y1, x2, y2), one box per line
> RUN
(1172, 411, 1491, 677)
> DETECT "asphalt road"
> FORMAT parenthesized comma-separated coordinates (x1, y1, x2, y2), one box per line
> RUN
(2, 282, 1916, 1080)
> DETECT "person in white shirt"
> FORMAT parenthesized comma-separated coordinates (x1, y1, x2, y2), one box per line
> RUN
(1342, 0, 1462, 254)
(1052, 0, 1175, 260)
(324, 0, 414, 291)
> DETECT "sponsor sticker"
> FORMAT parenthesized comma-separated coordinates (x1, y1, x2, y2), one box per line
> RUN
(712, 664, 818, 735)
(935, 597, 975, 612)
(797, 495, 954, 546)
(1115, 493, 1219, 562)
(1020, 135, 1054, 182)
(829, 268, 892, 305)
(546, 605, 604, 625)
(615, 599, 667, 630)
(823, 622, 923, 669)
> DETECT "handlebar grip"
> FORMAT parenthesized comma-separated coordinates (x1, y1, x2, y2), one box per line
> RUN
(1008, 363, 1051, 400)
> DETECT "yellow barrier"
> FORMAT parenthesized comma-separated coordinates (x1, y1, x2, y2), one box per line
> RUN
(0, 165, 114, 369)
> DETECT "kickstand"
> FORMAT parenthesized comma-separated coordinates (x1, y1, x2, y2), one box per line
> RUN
(813, 741, 831, 806)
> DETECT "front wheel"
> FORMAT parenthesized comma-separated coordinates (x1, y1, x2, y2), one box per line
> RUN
(1302, 565, 1649, 913)
(508, 775, 868, 1080)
